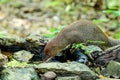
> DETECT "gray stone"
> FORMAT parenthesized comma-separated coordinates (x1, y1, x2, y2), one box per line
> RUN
(41, 71, 57, 80)
(36, 62, 98, 80)
(0, 53, 8, 67)
(13, 50, 34, 62)
(26, 34, 48, 46)
(102, 61, 120, 78)
(0, 34, 25, 46)
(56, 76, 80, 80)
(97, 78, 120, 80)
(1, 67, 40, 80)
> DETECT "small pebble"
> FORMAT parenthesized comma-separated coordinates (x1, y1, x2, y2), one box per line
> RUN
(41, 71, 57, 80)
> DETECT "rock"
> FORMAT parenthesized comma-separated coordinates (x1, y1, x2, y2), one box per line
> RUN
(95, 44, 120, 66)
(0, 33, 25, 46)
(0, 66, 5, 75)
(0, 33, 47, 61)
(0, 51, 7, 77)
(1, 67, 40, 80)
(101, 61, 120, 78)
(41, 71, 57, 80)
(24, 34, 48, 61)
(13, 50, 34, 62)
(26, 34, 48, 46)
(56, 76, 80, 80)
(85, 45, 103, 53)
(0, 53, 8, 67)
(5, 59, 29, 67)
(36, 62, 98, 80)
(97, 78, 120, 80)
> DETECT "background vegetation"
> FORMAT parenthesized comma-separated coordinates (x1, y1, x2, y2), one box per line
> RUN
(0, 0, 120, 39)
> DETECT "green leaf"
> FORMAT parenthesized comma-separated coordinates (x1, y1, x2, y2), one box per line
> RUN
(93, 19, 109, 23)
(113, 30, 120, 39)
(45, 1, 63, 8)
(103, 10, 120, 17)
(71, 43, 85, 49)
(0, 33, 7, 38)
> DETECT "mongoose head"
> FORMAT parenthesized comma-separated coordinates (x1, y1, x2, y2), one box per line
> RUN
(43, 40, 62, 62)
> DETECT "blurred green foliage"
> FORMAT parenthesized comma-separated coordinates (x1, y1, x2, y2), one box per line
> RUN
(45, 0, 73, 8)
(0, 0, 9, 4)
(45, 0, 63, 8)
(44, 25, 66, 38)
(44, 0, 120, 39)
(107, 0, 119, 9)
(103, 10, 119, 17)
(0, 0, 119, 39)
(113, 30, 120, 39)
(10, 1, 22, 8)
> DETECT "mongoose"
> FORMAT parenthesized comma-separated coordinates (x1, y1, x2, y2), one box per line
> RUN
(44, 20, 120, 62)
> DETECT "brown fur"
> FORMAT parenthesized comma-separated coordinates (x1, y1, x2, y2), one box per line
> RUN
(44, 20, 120, 62)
